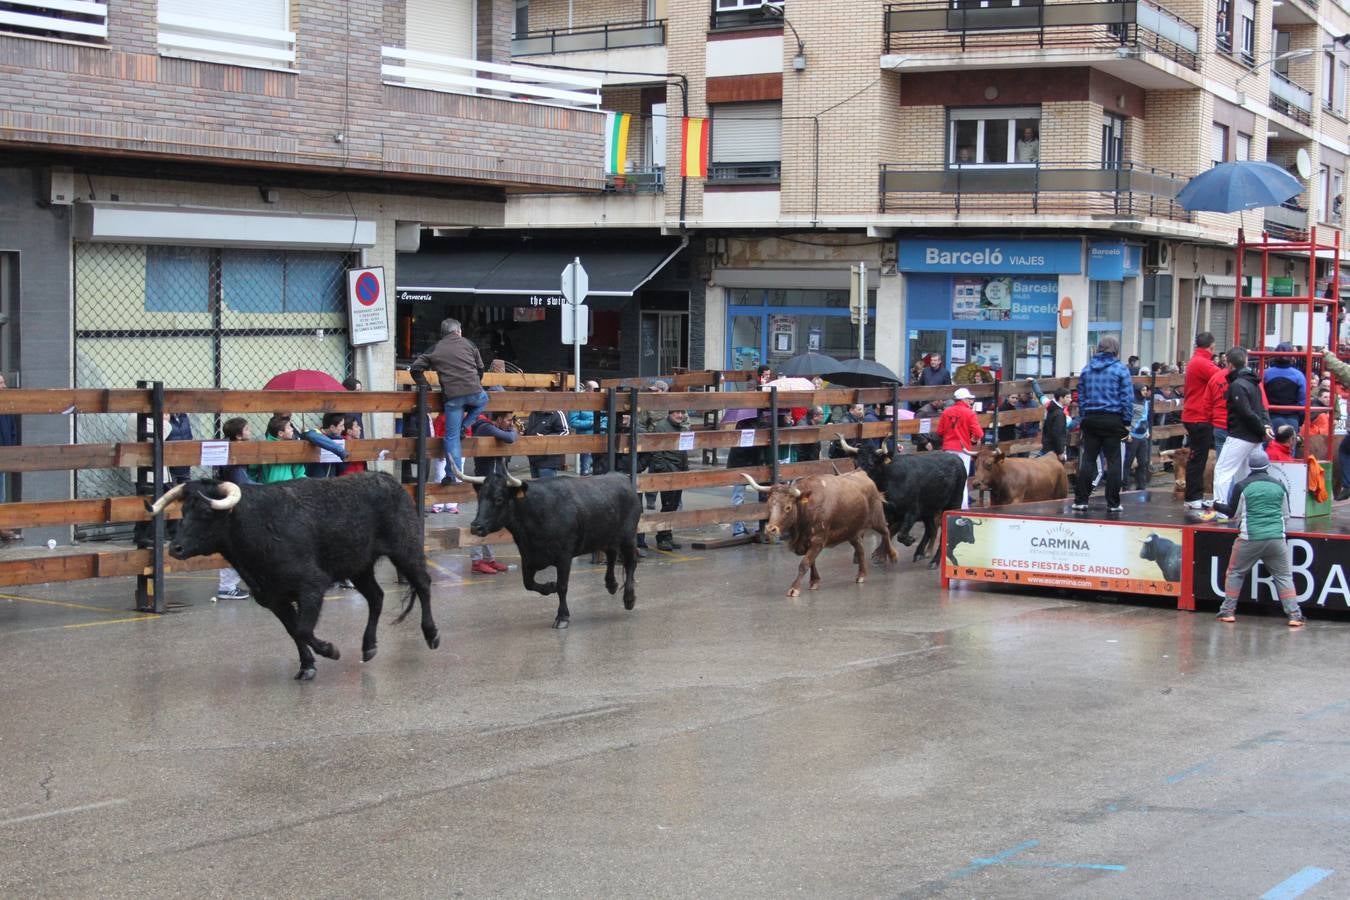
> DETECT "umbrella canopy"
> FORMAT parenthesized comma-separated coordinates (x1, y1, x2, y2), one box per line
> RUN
(825, 358, 902, 387)
(1175, 161, 1302, 213)
(764, 376, 817, 393)
(262, 369, 346, 391)
(776, 351, 841, 378)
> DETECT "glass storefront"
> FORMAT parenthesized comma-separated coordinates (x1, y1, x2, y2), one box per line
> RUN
(727, 288, 875, 371)
(904, 273, 1060, 378)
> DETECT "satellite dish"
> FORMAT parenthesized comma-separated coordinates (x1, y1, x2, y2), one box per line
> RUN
(1296, 148, 1313, 179)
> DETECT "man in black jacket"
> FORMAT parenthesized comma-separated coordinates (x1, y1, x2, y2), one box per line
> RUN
(1209, 346, 1273, 521)
(1040, 388, 1070, 460)
(524, 404, 569, 478)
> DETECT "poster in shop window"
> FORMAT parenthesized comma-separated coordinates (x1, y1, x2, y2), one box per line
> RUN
(770, 315, 795, 356)
(944, 516, 1183, 597)
(950, 276, 1058, 323)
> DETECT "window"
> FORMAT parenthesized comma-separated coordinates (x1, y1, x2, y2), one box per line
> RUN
(1211, 123, 1229, 167)
(1272, 30, 1291, 74)
(0, 0, 108, 43)
(949, 0, 1043, 7)
(709, 102, 782, 182)
(646, 102, 667, 169)
(1333, 169, 1345, 224)
(1318, 165, 1332, 222)
(1235, 131, 1251, 161)
(1102, 114, 1125, 169)
(1239, 0, 1255, 63)
(1216, 0, 1232, 52)
(948, 107, 1040, 167)
(514, 0, 528, 37)
(146, 247, 211, 313)
(1328, 52, 1349, 115)
(158, 0, 295, 69)
(406, 0, 475, 60)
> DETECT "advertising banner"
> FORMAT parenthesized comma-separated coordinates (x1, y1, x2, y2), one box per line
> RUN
(1191, 529, 1350, 611)
(898, 238, 1082, 274)
(944, 515, 1183, 597)
(951, 276, 1058, 323)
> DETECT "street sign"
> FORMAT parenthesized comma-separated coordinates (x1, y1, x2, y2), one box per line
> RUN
(345, 266, 389, 347)
(562, 304, 590, 345)
(561, 260, 589, 306)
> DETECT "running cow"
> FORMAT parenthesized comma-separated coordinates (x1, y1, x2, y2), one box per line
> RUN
(835, 435, 966, 568)
(741, 470, 897, 597)
(968, 447, 1069, 505)
(457, 463, 639, 628)
(147, 472, 440, 681)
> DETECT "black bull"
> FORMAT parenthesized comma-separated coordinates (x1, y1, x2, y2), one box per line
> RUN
(459, 465, 640, 628)
(148, 473, 439, 681)
(836, 435, 968, 569)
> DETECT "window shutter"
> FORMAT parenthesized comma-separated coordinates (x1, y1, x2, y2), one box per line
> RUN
(406, 0, 474, 60)
(711, 102, 782, 163)
(160, 0, 285, 29)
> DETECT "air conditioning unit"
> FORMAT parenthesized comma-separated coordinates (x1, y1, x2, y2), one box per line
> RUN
(1144, 239, 1172, 271)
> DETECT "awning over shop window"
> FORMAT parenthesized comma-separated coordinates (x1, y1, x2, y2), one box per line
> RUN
(1200, 274, 1237, 299)
(395, 240, 682, 307)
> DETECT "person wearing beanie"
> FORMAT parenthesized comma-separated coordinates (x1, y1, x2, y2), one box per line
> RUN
(1213, 446, 1305, 626)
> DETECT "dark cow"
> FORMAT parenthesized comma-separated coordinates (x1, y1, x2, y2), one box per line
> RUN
(742, 470, 897, 596)
(836, 435, 967, 569)
(945, 515, 981, 566)
(458, 463, 639, 628)
(1139, 533, 1182, 582)
(148, 473, 439, 681)
(968, 447, 1069, 505)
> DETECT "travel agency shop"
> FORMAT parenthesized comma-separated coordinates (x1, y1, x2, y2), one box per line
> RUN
(897, 236, 1150, 379)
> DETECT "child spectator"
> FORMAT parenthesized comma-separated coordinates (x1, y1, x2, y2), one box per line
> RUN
(1267, 424, 1297, 462)
(304, 413, 349, 478)
(214, 417, 254, 601)
(468, 410, 517, 574)
(339, 416, 367, 475)
(1216, 447, 1305, 627)
(251, 415, 308, 483)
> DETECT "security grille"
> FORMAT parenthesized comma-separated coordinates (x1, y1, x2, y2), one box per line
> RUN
(73, 243, 354, 532)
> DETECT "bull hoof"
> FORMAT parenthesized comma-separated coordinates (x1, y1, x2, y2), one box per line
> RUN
(295, 667, 316, 681)
(809, 581, 821, 591)
(552, 617, 570, 629)
(623, 594, 636, 611)
(317, 642, 340, 661)
(897, 534, 916, 547)
(912, 550, 926, 562)
(856, 575, 867, 584)
(787, 588, 801, 597)
(538, 582, 557, 595)
(424, 628, 440, 650)
(362, 646, 377, 663)
(929, 558, 942, 570)
(605, 577, 619, 595)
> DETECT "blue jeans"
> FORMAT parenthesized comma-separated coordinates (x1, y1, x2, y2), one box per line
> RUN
(1213, 427, 1227, 457)
(530, 466, 557, 479)
(731, 483, 747, 535)
(579, 453, 593, 476)
(442, 389, 488, 476)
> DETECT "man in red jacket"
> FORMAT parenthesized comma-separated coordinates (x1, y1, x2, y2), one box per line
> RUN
(938, 387, 984, 509)
(1181, 332, 1219, 508)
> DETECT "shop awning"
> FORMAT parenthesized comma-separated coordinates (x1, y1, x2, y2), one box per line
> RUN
(395, 241, 682, 304)
(1200, 274, 1237, 299)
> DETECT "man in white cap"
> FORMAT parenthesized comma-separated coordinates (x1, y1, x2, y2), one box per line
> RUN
(1215, 447, 1304, 627)
(937, 387, 984, 509)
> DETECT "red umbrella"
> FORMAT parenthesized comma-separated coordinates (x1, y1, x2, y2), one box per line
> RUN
(262, 369, 346, 391)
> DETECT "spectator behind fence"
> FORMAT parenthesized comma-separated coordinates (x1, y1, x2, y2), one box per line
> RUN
(1125, 386, 1153, 491)
(340, 416, 367, 476)
(341, 376, 364, 434)
(410, 317, 488, 486)
(1264, 342, 1307, 431)
(251, 415, 308, 483)
(167, 411, 194, 486)
(1267, 424, 1297, 462)
(727, 408, 771, 539)
(0, 373, 18, 542)
(304, 412, 349, 478)
(213, 417, 255, 601)
(1029, 380, 1070, 460)
(468, 410, 517, 575)
(918, 352, 952, 387)
(646, 407, 690, 552)
(524, 394, 569, 479)
(641, 380, 671, 510)
(569, 380, 600, 476)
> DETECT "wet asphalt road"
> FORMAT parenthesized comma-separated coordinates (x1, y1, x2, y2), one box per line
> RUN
(0, 527, 1347, 898)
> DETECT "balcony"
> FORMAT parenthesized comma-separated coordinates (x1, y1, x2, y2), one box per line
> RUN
(708, 161, 782, 185)
(0, 0, 107, 43)
(1264, 201, 1309, 240)
(878, 161, 1190, 220)
(380, 48, 602, 109)
(606, 166, 665, 194)
(512, 19, 666, 56)
(712, 0, 785, 31)
(158, 12, 295, 70)
(1269, 71, 1313, 125)
(883, 0, 1199, 72)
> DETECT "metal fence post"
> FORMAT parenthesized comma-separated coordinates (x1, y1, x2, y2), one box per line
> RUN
(891, 383, 901, 453)
(415, 382, 428, 531)
(135, 381, 166, 614)
(770, 386, 780, 485)
(990, 379, 1002, 445)
(606, 387, 618, 475)
(628, 387, 640, 487)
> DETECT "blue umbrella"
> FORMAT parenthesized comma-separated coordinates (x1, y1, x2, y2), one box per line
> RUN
(1175, 161, 1302, 213)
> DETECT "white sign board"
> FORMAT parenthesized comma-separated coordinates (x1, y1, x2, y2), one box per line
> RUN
(1268, 461, 1309, 518)
(678, 431, 695, 451)
(562, 304, 590, 344)
(199, 441, 230, 467)
(346, 267, 390, 347)
(561, 261, 589, 306)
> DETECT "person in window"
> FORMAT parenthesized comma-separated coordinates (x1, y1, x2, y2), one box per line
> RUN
(1015, 126, 1039, 163)
(955, 146, 974, 165)
(1334, 194, 1343, 224)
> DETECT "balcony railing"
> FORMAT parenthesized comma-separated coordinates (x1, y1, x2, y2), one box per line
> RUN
(1269, 71, 1313, 125)
(512, 19, 666, 56)
(1264, 201, 1309, 240)
(712, 0, 785, 30)
(878, 161, 1190, 220)
(381, 47, 602, 109)
(708, 161, 782, 184)
(883, 0, 1199, 71)
(606, 166, 666, 193)
(158, 13, 296, 69)
(1, 0, 107, 43)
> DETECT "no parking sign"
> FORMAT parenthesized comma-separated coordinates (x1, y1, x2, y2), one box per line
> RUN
(346, 266, 389, 347)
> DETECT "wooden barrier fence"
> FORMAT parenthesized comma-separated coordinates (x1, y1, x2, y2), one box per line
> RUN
(0, 371, 1185, 610)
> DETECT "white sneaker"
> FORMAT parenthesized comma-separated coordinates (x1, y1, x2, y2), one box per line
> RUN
(1184, 500, 1204, 509)
(445, 503, 460, 514)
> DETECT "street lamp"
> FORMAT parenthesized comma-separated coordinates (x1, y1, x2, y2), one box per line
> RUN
(759, 2, 806, 72)
(1235, 48, 1314, 105)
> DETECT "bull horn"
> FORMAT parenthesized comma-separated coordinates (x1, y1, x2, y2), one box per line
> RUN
(834, 433, 858, 455)
(504, 468, 523, 488)
(740, 472, 774, 493)
(830, 462, 841, 475)
(147, 483, 188, 516)
(202, 481, 242, 511)
(449, 459, 486, 485)
(789, 485, 802, 498)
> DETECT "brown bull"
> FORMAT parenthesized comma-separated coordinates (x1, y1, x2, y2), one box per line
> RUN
(1161, 446, 1215, 498)
(742, 470, 897, 597)
(968, 448, 1069, 505)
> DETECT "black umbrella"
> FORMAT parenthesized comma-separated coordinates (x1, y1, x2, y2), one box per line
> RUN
(776, 351, 842, 378)
(824, 358, 902, 387)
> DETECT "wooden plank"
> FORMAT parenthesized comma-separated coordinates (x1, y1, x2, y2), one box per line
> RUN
(0, 388, 149, 415)
(395, 370, 573, 389)
(0, 552, 99, 587)
(0, 496, 166, 528)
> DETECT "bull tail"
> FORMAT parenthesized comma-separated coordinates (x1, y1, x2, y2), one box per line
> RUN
(393, 586, 417, 624)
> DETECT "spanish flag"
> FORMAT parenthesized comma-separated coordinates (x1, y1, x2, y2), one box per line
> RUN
(604, 111, 631, 175)
(681, 116, 709, 178)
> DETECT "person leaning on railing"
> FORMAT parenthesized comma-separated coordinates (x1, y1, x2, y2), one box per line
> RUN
(409, 317, 488, 486)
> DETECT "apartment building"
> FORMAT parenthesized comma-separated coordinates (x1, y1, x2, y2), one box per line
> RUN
(499, 0, 1350, 381)
(0, 0, 605, 516)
